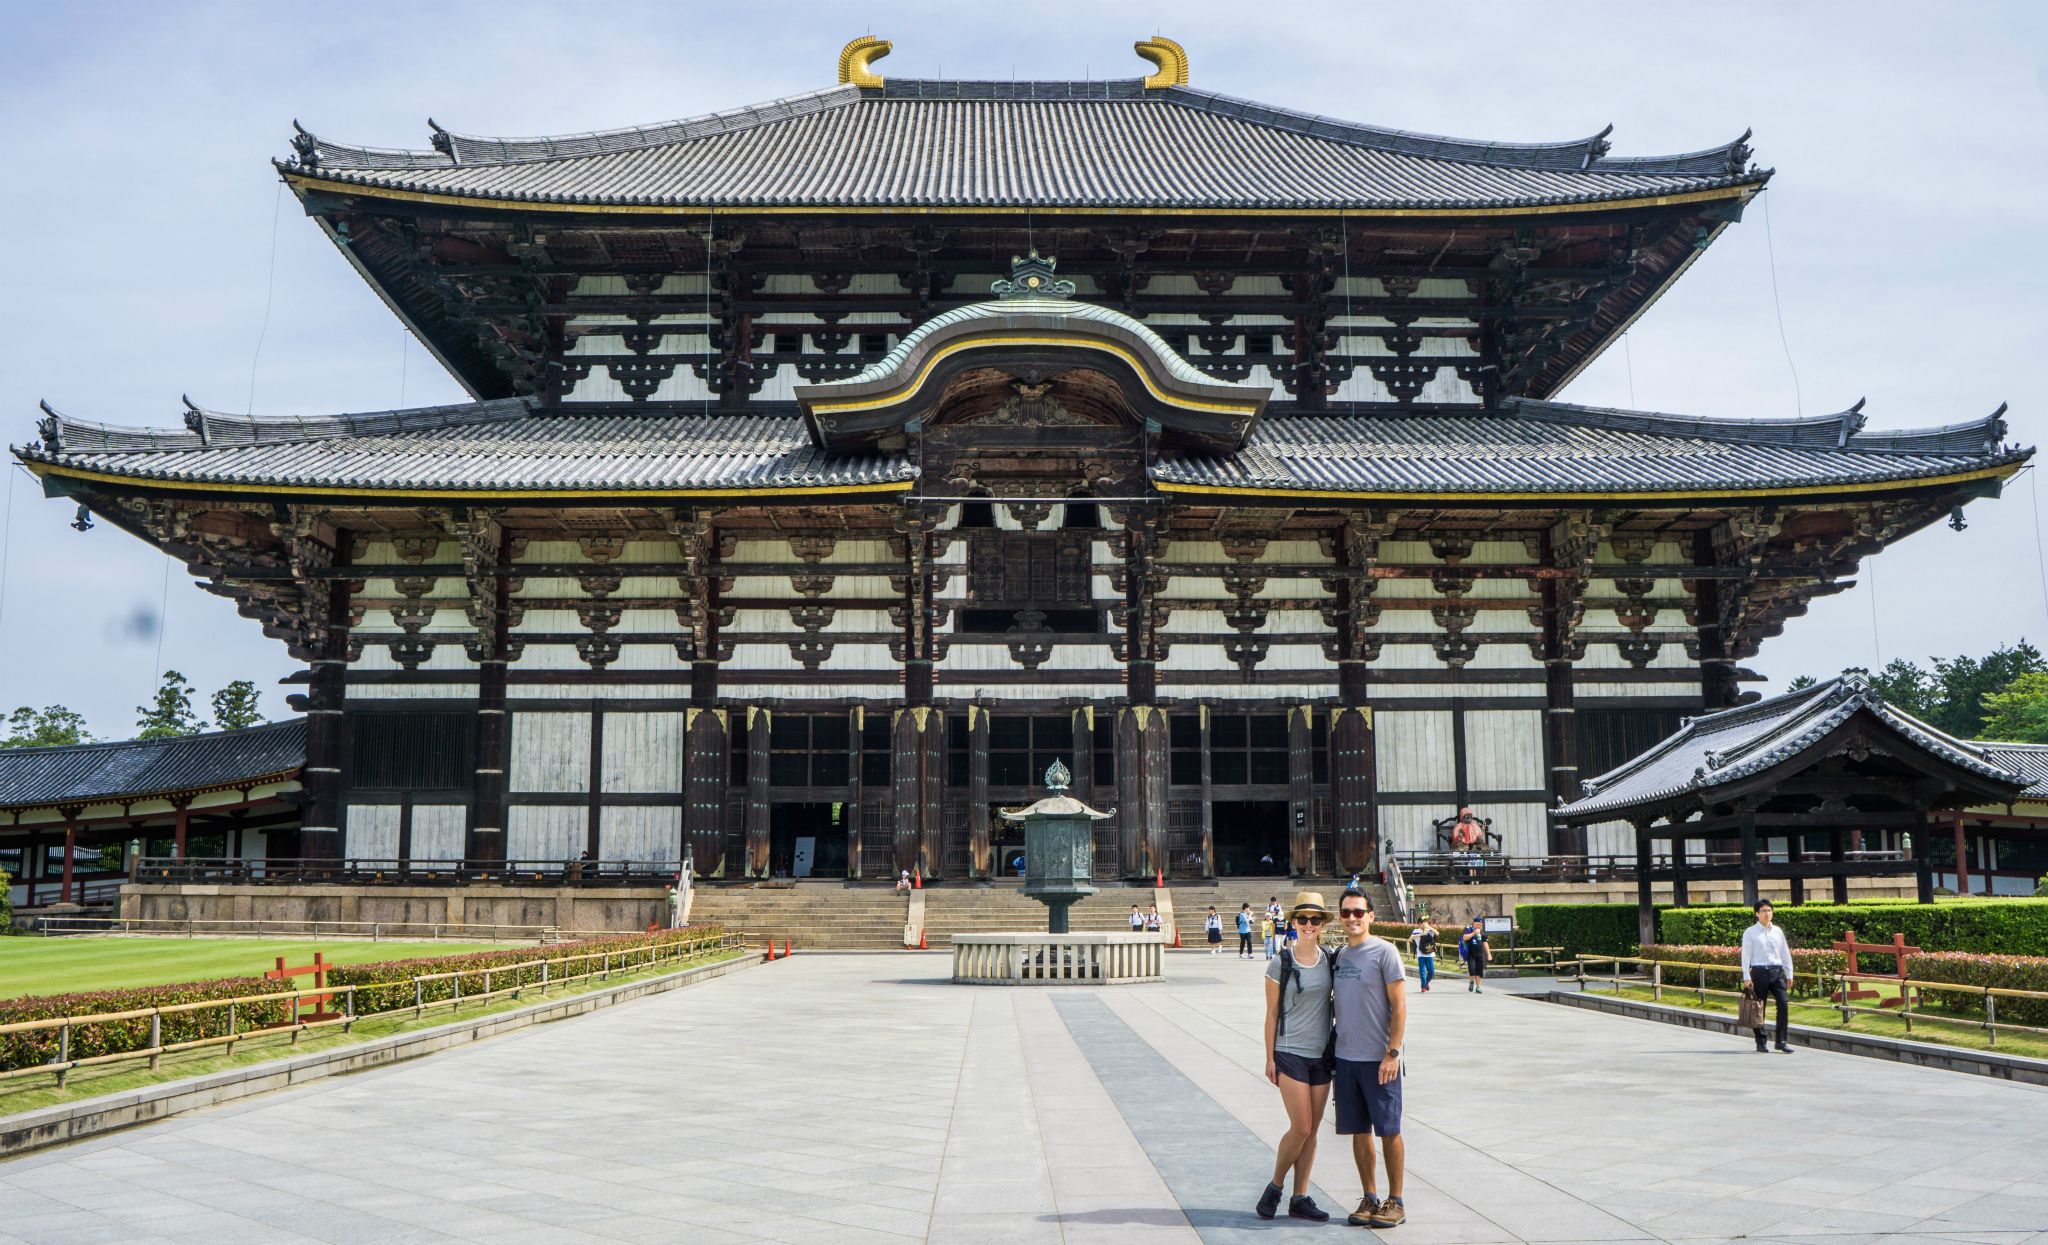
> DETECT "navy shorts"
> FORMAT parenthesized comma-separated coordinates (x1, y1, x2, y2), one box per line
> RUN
(1332, 1057, 1403, 1136)
(1272, 1050, 1333, 1086)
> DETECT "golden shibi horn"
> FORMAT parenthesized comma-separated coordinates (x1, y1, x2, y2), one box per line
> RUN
(1135, 37, 1188, 88)
(838, 35, 892, 87)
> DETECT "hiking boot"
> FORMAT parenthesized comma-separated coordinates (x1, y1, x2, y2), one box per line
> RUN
(1346, 1194, 1381, 1226)
(1289, 1195, 1329, 1222)
(1255, 1182, 1283, 1220)
(1368, 1197, 1407, 1228)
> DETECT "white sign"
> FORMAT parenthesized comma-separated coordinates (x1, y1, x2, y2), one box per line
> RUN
(793, 836, 816, 878)
(1482, 916, 1514, 934)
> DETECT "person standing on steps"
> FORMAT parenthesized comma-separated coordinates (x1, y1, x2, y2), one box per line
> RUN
(1459, 919, 1489, 992)
(1741, 899, 1796, 1054)
(1237, 903, 1255, 958)
(1255, 891, 1337, 1224)
(1409, 918, 1438, 992)
(1206, 906, 1224, 954)
(1331, 889, 1409, 1230)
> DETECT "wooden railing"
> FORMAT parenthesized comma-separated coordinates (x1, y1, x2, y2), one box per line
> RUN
(0, 931, 744, 1086)
(1567, 955, 2048, 1047)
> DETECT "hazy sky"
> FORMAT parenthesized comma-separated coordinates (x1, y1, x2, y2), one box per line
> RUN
(3, 2, 2045, 739)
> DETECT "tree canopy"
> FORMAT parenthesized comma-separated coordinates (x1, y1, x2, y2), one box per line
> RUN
(135, 670, 206, 739)
(0, 705, 92, 749)
(1980, 672, 2048, 744)
(1786, 642, 2047, 740)
(210, 680, 265, 731)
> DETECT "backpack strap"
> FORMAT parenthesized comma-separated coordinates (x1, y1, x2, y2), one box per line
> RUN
(1275, 946, 1298, 1038)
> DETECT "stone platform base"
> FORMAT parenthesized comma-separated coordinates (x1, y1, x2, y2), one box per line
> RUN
(118, 883, 667, 937)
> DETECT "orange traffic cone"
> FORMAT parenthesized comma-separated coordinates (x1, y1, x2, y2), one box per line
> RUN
(914, 865, 923, 890)
(1155, 868, 1164, 889)
(1173, 926, 1183, 948)
(918, 928, 928, 950)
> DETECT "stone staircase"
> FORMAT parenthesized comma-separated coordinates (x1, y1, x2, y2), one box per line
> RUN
(683, 878, 1390, 951)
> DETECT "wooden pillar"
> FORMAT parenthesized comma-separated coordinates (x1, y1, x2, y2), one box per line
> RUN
(1914, 814, 1935, 904)
(889, 707, 943, 879)
(1691, 529, 1743, 711)
(1070, 707, 1096, 807)
(968, 705, 991, 880)
(1951, 813, 1971, 896)
(1671, 832, 1689, 906)
(171, 800, 191, 859)
(743, 708, 771, 877)
(845, 707, 864, 881)
(1198, 705, 1214, 878)
(1330, 706, 1375, 877)
(683, 708, 729, 877)
(300, 654, 348, 865)
(584, 708, 606, 861)
(465, 513, 509, 866)
(1737, 803, 1760, 908)
(1787, 828, 1805, 905)
(1634, 818, 1656, 949)
(1287, 705, 1313, 877)
(1830, 826, 1849, 905)
(1116, 706, 1168, 880)
(1122, 513, 1159, 707)
(59, 813, 79, 905)
(1538, 522, 1587, 856)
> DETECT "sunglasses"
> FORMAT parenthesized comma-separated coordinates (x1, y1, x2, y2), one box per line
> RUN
(1338, 908, 1370, 919)
(1293, 914, 1327, 926)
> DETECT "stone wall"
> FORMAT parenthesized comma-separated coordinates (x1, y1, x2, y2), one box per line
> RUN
(120, 884, 667, 936)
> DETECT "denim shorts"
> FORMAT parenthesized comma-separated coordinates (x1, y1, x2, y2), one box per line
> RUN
(1272, 1050, 1333, 1086)
(1332, 1056, 1403, 1136)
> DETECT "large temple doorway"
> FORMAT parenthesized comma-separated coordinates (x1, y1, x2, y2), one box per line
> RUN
(770, 802, 848, 878)
(1214, 801, 1291, 876)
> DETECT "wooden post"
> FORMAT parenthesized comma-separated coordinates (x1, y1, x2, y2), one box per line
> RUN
(1287, 705, 1313, 877)
(1670, 832, 1689, 906)
(59, 814, 79, 905)
(1951, 813, 1971, 896)
(1633, 818, 1656, 950)
(1737, 803, 1761, 909)
(745, 707, 771, 878)
(968, 705, 991, 880)
(845, 706, 864, 881)
(1198, 705, 1214, 879)
(1829, 826, 1849, 904)
(1788, 828, 1805, 905)
(1914, 814, 1935, 904)
(170, 799, 191, 859)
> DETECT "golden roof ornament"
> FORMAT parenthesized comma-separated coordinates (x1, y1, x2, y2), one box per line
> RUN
(838, 36, 891, 88)
(1135, 37, 1189, 89)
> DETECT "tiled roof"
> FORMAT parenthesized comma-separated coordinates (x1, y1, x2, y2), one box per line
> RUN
(1972, 743, 2048, 800)
(1151, 398, 2025, 496)
(0, 720, 305, 812)
(21, 405, 914, 494)
(1554, 679, 2029, 823)
(285, 79, 1765, 211)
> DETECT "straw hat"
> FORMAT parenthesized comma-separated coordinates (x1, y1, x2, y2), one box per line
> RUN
(1289, 890, 1331, 917)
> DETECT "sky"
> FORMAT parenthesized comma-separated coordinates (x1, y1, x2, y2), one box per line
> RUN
(2, 2, 2045, 740)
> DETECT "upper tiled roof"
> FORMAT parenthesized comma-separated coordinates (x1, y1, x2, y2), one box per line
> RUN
(0, 720, 306, 812)
(1972, 742, 2048, 800)
(1152, 398, 2025, 496)
(285, 79, 1765, 211)
(22, 403, 914, 494)
(1554, 679, 2029, 823)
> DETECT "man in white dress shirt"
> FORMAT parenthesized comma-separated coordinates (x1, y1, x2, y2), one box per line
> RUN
(1740, 899, 1795, 1053)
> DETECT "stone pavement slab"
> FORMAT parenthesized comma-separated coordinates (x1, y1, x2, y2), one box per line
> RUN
(2, 950, 2046, 1244)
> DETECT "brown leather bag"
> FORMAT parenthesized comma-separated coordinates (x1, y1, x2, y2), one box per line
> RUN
(1737, 989, 1765, 1029)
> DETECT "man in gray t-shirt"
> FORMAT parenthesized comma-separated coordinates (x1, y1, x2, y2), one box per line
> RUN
(1330, 889, 1410, 1230)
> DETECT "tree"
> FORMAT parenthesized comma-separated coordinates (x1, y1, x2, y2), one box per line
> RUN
(1785, 642, 2046, 739)
(136, 670, 206, 739)
(210, 680, 265, 731)
(1979, 671, 2048, 744)
(0, 705, 91, 749)
(1785, 675, 1816, 693)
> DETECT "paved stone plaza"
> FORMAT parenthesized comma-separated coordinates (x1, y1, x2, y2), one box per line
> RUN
(2, 954, 2046, 1245)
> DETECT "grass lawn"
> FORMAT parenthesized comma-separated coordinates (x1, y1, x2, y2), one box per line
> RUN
(0, 945, 744, 1116)
(0, 936, 525, 999)
(1575, 977, 2048, 1062)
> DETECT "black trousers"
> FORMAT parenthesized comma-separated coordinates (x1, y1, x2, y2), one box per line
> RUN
(1238, 931, 1254, 955)
(1749, 965, 1790, 1048)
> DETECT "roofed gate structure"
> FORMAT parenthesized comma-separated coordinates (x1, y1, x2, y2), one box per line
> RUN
(14, 38, 2028, 886)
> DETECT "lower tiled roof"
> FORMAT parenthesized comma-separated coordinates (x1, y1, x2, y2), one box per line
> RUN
(0, 720, 306, 812)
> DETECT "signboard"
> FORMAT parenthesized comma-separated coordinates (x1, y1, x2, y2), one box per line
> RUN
(793, 836, 816, 878)
(1482, 916, 1514, 934)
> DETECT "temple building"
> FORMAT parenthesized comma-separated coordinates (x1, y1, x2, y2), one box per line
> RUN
(14, 37, 2027, 891)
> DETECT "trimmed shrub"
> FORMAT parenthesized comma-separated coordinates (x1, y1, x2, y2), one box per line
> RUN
(0, 976, 292, 1071)
(1638, 943, 1843, 998)
(1658, 899, 2048, 957)
(326, 927, 727, 1009)
(1905, 951, 2048, 1027)
(1516, 903, 1668, 959)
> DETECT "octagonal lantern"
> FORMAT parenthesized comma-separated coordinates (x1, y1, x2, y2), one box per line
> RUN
(1001, 759, 1113, 934)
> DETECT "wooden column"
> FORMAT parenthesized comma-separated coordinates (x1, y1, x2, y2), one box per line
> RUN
(1914, 814, 1935, 904)
(1116, 706, 1168, 880)
(890, 707, 943, 878)
(745, 707, 771, 877)
(683, 708, 729, 877)
(1691, 527, 1746, 711)
(1539, 520, 1587, 856)
(1737, 802, 1761, 908)
(463, 512, 509, 866)
(968, 705, 991, 880)
(845, 707, 864, 881)
(171, 799, 191, 859)
(1787, 829, 1805, 905)
(1287, 705, 1313, 877)
(1634, 817, 1657, 949)
(585, 708, 606, 861)
(1122, 513, 1159, 707)
(1830, 827, 1850, 904)
(1198, 706, 1214, 878)
(1070, 707, 1096, 806)
(59, 811, 80, 905)
(1670, 833, 1690, 906)
(1951, 813, 1971, 896)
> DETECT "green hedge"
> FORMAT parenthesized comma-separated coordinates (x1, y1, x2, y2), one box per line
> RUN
(1637, 943, 1842, 998)
(1658, 900, 2048, 957)
(0, 976, 292, 1071)
(1515, 903, 1667, 959)
(1906, 951, 2048, 1027)
(327, 928, 727, 1008)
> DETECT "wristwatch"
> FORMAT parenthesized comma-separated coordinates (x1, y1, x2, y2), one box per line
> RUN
(1384, 1047, 1400, 1059)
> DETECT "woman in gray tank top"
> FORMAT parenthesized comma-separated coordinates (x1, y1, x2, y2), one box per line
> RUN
(1255, 891, 1336, 1223)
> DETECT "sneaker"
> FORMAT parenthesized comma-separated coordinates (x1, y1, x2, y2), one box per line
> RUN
(1368, 1197, 1407, 1228)
(1346, 1195, 1381, 1226)
(1289, 1195, 1329, 1222)
(1255, 1182, 1283, 1220)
